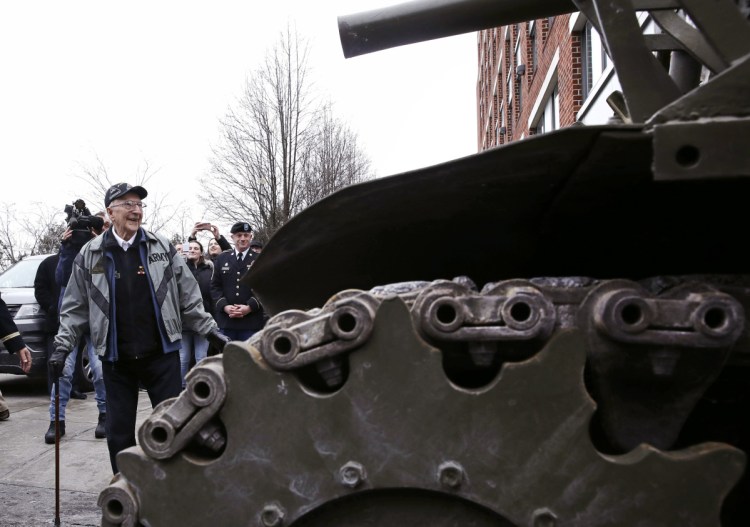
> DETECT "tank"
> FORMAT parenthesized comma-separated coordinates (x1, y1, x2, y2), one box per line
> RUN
(99, 1, 750, 526)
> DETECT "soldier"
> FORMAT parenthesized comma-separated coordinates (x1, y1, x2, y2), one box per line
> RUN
(0, 292, 32, 420)
(210, 222, 265, 341)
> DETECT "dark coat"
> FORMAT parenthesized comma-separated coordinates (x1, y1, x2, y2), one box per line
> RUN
(187, 259, 214, 316)
(33, 254, 61, 334)
(210, 251, 264, 331)
(0, 293, 26, 354)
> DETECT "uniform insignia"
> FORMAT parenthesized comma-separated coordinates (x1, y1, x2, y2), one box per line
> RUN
(92, 258, 105, 274)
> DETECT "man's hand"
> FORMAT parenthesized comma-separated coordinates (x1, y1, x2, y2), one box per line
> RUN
(48, 348, 70, 379)
(60, 227, 73, 244)
(206, 328, 231, 353)
(18, 347, 31, 374)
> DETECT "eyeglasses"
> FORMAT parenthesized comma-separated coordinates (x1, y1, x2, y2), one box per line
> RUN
(111, 200, 147, 210)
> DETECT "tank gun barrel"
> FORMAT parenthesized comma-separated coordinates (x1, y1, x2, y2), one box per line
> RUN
(338, 0, 576, 58)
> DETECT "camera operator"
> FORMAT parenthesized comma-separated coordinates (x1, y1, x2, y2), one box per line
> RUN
(43, 206, 109, 444)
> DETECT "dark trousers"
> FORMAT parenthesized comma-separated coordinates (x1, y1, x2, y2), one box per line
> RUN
(45, 335, 57, 394)
(220, 328, 256, 342)
(101, 352, 181, 474)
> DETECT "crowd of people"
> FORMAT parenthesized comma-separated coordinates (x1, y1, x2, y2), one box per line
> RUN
(0, 182, 266, 476)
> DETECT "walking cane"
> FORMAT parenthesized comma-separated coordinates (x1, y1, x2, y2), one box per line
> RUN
(54, 372, 61, 526)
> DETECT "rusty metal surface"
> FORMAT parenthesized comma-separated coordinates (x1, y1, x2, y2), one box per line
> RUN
(100, 297, 745, 526)
(652, 118, 750, 180)
(580, 279, 744, 451)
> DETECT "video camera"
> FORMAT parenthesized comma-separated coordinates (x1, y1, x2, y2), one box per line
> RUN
(64, 199, 105, 246)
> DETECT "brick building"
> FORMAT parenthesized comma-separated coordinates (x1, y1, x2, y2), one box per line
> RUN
(477, 13, 620, 150)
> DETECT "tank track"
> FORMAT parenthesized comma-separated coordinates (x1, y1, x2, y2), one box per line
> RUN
(99, 275, 748, 526)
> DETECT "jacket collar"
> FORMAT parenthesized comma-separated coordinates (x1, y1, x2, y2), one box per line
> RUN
(93, 228, 156, 252)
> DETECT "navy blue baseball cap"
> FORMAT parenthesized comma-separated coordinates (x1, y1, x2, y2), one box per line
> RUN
(105, 183, 148, 207)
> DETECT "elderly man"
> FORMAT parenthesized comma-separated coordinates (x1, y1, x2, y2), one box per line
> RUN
(210, 221, 265, 341)
(0, 293, 32, 420)
(50, 182, 229, 473)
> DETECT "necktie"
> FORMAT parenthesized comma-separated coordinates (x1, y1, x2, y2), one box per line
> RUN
(122, 242, 129, 251)
(237, 252, 243, 263)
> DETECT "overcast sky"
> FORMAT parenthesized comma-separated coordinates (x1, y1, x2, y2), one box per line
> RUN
(0, 0, 477, 230)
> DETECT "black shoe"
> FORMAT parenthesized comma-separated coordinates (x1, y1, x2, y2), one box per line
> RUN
(95, 412, 106, 439)
(0, 408, 9, 421)
(44, 421, 65, 444)
(70, 390, 87, 400)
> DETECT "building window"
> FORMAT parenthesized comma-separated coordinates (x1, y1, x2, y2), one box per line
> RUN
(506, 101, 512, 136)
(582, 21, 609, 99)
(529, 22, 537, 73)
(515, 31, 523, 71)
(516, 74, 522, 120)
(507, 68, 513, 107)
(537, 85, 560, 134)
(514, 28, 523, 121)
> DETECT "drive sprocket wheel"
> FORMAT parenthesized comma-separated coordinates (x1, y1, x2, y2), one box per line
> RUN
(100, 296, 744, 526)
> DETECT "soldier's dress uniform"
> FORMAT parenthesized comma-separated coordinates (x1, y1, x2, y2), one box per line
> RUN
(210, 248, 264, 341)
(0, 293, 28, 420)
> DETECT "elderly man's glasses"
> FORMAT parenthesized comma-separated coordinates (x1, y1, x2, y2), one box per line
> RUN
(111, 200, 147, 210)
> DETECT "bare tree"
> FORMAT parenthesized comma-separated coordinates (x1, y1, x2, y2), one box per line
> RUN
(0, 203, 65, 270)
(74, 154, 179, 233)
(0, 203, 27, 269)
(21, 203, 66, 256)
(300, 103, 372, 206)
(206, 27, 372, 241)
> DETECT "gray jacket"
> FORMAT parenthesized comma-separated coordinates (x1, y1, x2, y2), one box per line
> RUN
(55, 228, 218, 361)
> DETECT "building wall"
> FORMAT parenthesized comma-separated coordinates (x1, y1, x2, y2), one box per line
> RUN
(477, 12, 666, 151)
(477, 14, 605, 150)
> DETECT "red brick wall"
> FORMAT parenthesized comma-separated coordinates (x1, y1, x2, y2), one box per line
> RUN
(477, 14, 582, 149)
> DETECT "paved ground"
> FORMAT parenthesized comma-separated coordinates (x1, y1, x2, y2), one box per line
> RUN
(0, 374, 151, 527)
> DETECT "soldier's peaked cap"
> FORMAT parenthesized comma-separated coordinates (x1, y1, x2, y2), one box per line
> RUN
(230, 222, 252, 234)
